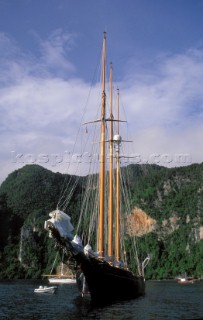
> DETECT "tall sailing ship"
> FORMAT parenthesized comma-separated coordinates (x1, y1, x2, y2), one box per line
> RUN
(44, 33, 150, 307)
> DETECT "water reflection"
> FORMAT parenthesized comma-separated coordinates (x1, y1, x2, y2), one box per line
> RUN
(0, 280, 203, 320)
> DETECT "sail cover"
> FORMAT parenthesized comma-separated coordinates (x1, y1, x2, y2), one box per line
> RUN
(44, 209, 74, 239)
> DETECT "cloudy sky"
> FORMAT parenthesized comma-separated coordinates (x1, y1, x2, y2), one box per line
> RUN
(0, 0, 203, 183)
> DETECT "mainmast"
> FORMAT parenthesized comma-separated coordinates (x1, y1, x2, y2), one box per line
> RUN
(98, 32, 106, 257)
(115, 89, 121, 262)
(108, 62, 113, 259)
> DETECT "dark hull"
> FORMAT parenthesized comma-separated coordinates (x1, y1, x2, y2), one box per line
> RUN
(47, 227, 145, 306)
(75, 252, 145, 307)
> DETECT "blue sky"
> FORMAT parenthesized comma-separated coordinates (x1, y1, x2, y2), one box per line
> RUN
(1, 0, 203, 182)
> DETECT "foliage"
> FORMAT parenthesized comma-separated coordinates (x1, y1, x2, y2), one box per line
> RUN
(0, 164, 82, 279)
(0, 163, 203, 279)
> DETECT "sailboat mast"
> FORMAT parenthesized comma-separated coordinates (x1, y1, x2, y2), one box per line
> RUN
(108, 62, 113, 259)
(61, 250, 64, 275)
(98, 32, 106, 257)
(115, 88, 121, 262)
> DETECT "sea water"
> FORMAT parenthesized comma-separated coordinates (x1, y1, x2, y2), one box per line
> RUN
(0, 279, 203, 320)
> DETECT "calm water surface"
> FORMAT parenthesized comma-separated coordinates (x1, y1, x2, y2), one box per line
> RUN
(0, 280, 203, 320)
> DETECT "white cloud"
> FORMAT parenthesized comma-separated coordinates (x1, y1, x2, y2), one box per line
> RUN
(1, 32, 203, 183)
(122, 49, 203, 127)
(37, 29, 76, 75)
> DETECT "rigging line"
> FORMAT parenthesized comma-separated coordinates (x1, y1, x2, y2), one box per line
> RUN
(62, 175, 80, 210)
(57, 124, 90, 209)
(76, 158, 99, 238)
(120, 166, 141, 269)
(60, 75, 102, 210)
(57, 40, 103, 210)
(121, 168, 132, 212)
(59, 160, 85, 210)
(132, 236, 142, 275)
(119, 171, 131, 262)
(79, 145, 100, 245)
(76, 176, 92, 234)
(50, 252, 59, 274)
(122, 240, 128, 268)
(122, 165, 142, 274)
(57, 103, 99, 210)
(76, 102, 102, 236)
(84, 186, 98, 246)
(78, 172, 95, 232)
(87, 184, 99, 245)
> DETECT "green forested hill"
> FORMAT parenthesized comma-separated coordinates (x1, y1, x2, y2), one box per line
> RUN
(125, 163, 203, 278)
(0, 164, 82, 278)
(127, 163, 203, 222)
(0, 163, 203, 279)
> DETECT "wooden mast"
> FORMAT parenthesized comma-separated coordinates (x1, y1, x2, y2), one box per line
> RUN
(115, 88, 121, 262)
(98, 32, 106, 257)
(108, 62, 113, 259)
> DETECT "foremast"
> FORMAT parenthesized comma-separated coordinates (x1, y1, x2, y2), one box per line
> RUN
(98, 32, 106, 257)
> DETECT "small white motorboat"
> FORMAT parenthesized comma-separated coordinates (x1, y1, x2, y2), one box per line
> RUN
(34, 285, 57, 293)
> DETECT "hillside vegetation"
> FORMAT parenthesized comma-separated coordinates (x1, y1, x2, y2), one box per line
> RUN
(0, 163, 203, 279)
